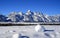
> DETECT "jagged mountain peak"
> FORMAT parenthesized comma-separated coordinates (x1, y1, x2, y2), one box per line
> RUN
(27, 10, 31, 12)
(26, 10, 32, 15)
(0, 10, 60, 22)
(18, 12, 23, 16)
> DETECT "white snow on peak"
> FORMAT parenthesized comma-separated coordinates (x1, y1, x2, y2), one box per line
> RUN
(18, 12, 23, 16)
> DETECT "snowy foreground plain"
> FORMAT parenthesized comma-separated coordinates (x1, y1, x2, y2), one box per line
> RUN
(0, 25, 60, 38)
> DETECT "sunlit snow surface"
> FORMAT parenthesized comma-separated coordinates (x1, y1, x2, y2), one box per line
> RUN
(0, 25, 60, 38)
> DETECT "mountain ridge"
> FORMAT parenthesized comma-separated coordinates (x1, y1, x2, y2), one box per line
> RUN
(0, 10, 60, 22)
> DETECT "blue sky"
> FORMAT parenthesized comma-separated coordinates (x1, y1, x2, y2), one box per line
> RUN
(0, 0, 60, 15)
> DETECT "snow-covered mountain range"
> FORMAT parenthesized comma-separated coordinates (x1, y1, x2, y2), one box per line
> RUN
(0, 10, 60, 22)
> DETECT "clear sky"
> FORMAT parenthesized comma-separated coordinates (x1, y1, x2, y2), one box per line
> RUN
(0, 0, 60, 15)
